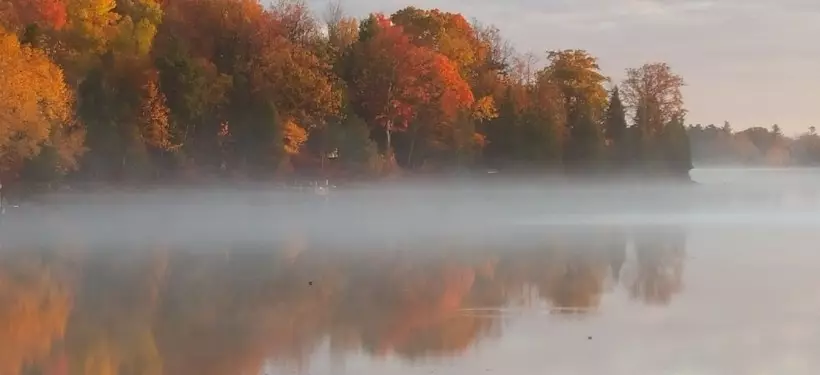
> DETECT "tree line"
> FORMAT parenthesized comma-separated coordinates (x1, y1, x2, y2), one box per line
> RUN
(688, 123, 820, 167)
(1, 0, 694, 185)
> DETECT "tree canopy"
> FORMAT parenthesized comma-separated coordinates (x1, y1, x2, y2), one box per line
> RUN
(0, 0, 711, 183)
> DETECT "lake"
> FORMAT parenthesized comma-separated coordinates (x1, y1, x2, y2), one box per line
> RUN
(1, 168, 820, 375)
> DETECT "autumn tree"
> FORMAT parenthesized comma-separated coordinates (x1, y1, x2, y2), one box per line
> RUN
(347, 14, 419, 158)
(621, 63, 685, 131)
(401, 53, 476, 168)
(621, 62, 690, 174)
(387, 8, 503, 167)
(541, 50, 608, 170)
(131, 70, 177, 178)
(110, 0, 163, 57)
(61, 0, 169, 181)
(19, 120, 86, 183)
(138, 74, 173, 152)
(347, 14, 473, 165)
(270, 0, 321, 46)
(469, 21, 510, 145)
(0, 27, 83, 177)
(471, 21, 513, 77)
(0, 0, 67, 32)
(153, 38, 232, 171)
(247, 31, 340, 126)
(389, 7, 487, 84)
(156, 0, 341, 176)
(542, 50, 608, 116)
(324, 1, 358, 54)
(51, 0, 120, 79)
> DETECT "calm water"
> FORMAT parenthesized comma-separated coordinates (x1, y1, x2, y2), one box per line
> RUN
(2, 168, 820, 375)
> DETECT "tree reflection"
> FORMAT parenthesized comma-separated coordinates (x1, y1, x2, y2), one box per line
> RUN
(337, 254, 489, 359)
(0, 252, 72, 375)
(478, 229, 628, 315)
(64, 249, 166, 375)
(156, 246, 336, 375)
(625, 227, 687, 305)
(0, 225, 687, 374)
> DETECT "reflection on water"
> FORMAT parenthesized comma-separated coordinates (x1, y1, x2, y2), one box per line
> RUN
(0, 225, 689, 375)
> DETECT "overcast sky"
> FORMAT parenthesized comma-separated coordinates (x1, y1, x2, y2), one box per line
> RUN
(306, 0, 820, 135)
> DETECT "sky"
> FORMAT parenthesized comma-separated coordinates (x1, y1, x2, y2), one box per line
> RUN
(305, 0, 820, 135)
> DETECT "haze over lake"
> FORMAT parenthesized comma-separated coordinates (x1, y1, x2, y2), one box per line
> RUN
(1, 168, 820, 375)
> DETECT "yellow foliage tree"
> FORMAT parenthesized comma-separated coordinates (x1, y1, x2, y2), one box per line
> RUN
(58, 0, 118, 78)
(0, 27, 78, 173)
(471, 95, 497, 121)
(282, 118, 307, 155)
(138, 74, 174, 152)
(64, 0, 117, 53)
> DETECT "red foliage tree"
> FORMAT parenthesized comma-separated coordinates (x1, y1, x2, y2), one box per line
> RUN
(348, 14, 474, 156)
(4, 0, 67, 30)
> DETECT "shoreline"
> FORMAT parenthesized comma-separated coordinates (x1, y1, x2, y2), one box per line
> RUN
(4, 170, 697, 200)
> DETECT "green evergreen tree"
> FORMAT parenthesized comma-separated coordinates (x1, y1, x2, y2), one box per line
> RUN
(771, 124, 782, 137)
(246, 100, 284, 177)
(564, 100, 603, 172)
(661, 116, 693, 177)
(603, 87, 628, 168)
(632, 97, 668, 171)
(484, 86, 519, 166)
(330, 112, 379, 174)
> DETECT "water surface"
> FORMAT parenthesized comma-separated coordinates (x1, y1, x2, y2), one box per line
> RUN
(2, 168, 819, 375)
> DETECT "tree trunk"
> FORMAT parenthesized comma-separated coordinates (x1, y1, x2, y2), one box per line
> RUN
(320, 127, 327, 173)
(407, 127, 418, 168)
(385, 121, 393, 155)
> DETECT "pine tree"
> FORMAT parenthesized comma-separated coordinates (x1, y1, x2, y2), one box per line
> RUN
(257, 101, 285, 174)
(603, 87, 628, 168)
(661, 116, 693, 177)
(632, 97, 667, 171)
(234, 99, 284, 178)
(771, 124, 782, 137)
(564, 99, 603, 172)
(484, 86, 518, 166)
(604, 87, 627, 143)
(331, 112, 379, 174)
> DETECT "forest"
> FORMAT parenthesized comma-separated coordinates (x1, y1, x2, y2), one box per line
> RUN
(688, 123, 820, 167)
(2, 0, 701, 186)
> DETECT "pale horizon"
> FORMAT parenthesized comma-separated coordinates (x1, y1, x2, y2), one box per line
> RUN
(307, 0, 820, 136)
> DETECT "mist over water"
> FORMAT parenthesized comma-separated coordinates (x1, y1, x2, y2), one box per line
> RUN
(3, 168, 820, 249)
(2, 168, 820, 375)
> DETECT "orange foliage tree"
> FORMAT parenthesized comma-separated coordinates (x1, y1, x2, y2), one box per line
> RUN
(0, 26, 80, 175)
(390, 7, 488, 84)
(348, 14, 474, 160)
